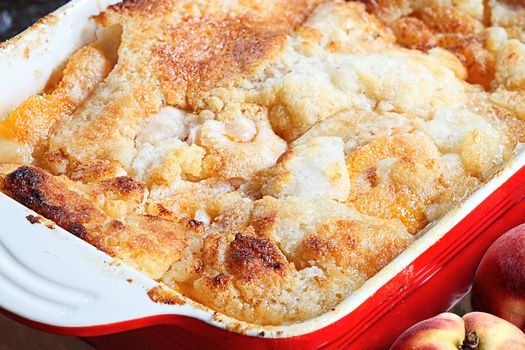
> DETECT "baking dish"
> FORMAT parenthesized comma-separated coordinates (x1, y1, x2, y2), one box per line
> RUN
(0, 0, 524, 349)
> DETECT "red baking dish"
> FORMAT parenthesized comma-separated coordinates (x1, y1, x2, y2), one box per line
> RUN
(2, 166, 523, 350)
(0, 0, 524, 349)
(48, 168, 525, 349)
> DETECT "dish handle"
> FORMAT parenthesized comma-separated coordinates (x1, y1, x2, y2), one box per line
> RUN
(0, 194, 194, 336)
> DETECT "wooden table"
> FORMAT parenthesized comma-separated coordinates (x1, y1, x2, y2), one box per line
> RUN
(0, 314, 92, 350)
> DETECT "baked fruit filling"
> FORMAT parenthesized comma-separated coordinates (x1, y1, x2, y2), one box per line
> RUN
(0, 0, 524, 325)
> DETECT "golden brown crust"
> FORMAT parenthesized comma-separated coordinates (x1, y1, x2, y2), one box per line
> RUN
(45, 0, 320, 177)
(102, 0, 174, 19)
(153, 17, 288, 108)
(300, 218, 411, 277)
(392, 16, 437, 51)
(250, 195, 413, 273)
(412, 6, 480, 35)
(0, 163, 20, 185)
(87, 214, 189, 279)
(0, 165, 187, 280)
(3, 166, 106, 237)
(98, 176, 146, 200)
(226, 233, 287, 281)
(68, 160, 125, 183)
(147, 285, 185, 305)
(360, 0, 411, 25)
(368, 2, 495, 88)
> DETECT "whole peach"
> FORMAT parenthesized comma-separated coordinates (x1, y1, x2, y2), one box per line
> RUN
(390, 313, 465, 349)
(463, 312, 525, 349)
(390, 312, 525, 349)
(472, 223, 525, 331)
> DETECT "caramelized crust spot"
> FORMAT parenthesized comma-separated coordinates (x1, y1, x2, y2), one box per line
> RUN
(0, 163, 22, 190)
(109, 219, 125, 231)
(251, 212, 277, 233)
(100, 176, 146, 197)
(4, 166, 105, 238)
(211, 273, 231, 290)
(226, 233, 287, 281)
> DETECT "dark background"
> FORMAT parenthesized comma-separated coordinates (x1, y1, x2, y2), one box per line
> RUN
(0, 0, 69, 41)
